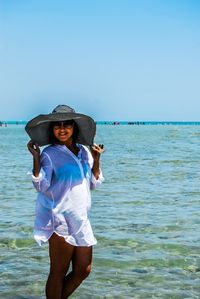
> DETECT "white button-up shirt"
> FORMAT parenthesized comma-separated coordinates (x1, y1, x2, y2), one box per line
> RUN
(31, 144, 104, 246)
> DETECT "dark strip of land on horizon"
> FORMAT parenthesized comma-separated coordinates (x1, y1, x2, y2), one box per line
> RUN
(1, 121, 200, 126)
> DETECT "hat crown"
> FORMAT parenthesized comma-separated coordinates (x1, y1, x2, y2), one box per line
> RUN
(52, 105, 75, 113)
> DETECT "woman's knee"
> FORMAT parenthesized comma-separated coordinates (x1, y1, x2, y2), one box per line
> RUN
(74, 264, 92, 281)
(83, 264, 92, 278)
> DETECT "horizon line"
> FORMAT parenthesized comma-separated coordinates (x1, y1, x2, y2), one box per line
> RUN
(1, 120, 200, 124)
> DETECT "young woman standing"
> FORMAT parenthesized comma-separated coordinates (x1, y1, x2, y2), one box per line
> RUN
(26, 105, 104, 298)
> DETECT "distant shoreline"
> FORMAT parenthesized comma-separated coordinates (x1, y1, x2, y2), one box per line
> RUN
(1, 120, 200, 126)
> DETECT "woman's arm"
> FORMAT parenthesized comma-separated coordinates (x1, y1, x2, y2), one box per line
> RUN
(90, 144, 104, 179)
(27, 140, 41, 176)
(88, 144, 104, 189)
(27, 140, 53, 192)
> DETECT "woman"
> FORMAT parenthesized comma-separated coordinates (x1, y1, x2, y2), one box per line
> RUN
(26, 105, 104, 299)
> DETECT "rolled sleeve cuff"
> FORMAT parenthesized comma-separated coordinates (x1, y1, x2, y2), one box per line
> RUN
(27, 169, 45, 183)
(91, 169, 105, 185)
(31, 172, 43, 182)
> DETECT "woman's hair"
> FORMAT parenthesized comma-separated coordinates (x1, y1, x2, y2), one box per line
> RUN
(49, 120, 79, 145)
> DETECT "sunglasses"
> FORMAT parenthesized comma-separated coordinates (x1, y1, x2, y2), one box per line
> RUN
(53, 121, 74, 129)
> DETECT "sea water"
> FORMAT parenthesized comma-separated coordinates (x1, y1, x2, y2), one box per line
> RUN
(0, 125, 200, 299)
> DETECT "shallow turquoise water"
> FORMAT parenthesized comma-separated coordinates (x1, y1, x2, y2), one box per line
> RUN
(1, 125, 200, 298)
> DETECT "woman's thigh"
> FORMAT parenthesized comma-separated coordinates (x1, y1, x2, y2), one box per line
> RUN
(48, 233, 74, 274)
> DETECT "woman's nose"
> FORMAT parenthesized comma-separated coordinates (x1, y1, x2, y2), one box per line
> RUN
(59, 122, 65, 129)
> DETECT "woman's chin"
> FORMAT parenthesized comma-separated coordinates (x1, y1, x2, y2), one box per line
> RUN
(57, 136, 69, 142)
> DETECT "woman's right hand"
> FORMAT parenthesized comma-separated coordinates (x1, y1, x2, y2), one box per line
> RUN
(27, 140, 40, 158)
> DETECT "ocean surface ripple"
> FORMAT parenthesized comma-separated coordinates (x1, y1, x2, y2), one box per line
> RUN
(0, 125, 200, 298)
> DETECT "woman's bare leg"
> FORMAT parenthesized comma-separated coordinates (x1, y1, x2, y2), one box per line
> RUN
(46, 233, 74, 299)
(61, 246, 93, 299)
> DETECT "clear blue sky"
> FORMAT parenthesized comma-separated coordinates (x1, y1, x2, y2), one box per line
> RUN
(0, 0, 200, 121)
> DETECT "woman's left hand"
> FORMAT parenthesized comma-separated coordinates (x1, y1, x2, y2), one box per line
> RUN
(90, 143, 104, 161)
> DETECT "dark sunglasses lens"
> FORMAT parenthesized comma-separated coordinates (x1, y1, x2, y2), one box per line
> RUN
(53, 121, 74, 127)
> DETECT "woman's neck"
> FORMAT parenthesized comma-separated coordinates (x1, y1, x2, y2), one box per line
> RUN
(57, 139, 79, 152)
(58, 138, 73, 147)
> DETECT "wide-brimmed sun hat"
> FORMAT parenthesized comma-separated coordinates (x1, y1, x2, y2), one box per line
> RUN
(25, 105, 96, 146)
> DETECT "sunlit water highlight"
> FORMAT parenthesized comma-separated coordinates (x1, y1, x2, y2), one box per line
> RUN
(1, 125, 200, 298)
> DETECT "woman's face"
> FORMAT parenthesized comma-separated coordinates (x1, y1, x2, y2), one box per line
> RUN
(53, 121, 74, 144)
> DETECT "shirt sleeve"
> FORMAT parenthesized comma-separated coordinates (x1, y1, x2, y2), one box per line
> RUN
(30, 151, 54, 193)
(90, 168, 105, 190)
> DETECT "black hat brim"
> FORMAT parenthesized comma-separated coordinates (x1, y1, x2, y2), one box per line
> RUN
(25, 112, 96, 146)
